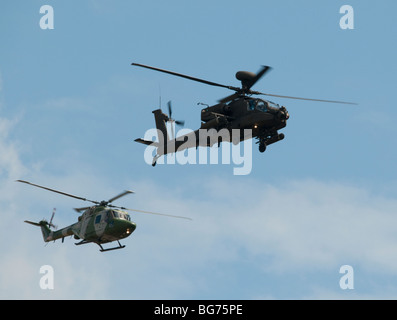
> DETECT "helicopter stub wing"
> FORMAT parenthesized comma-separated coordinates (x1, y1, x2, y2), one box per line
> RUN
(134, 138, 160, 147)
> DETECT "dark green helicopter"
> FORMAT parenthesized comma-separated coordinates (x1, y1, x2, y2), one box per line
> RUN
(132, 63, 356, 166)
(19, 180, 191, 252)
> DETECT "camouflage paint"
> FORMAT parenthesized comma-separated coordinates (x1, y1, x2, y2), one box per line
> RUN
(26, 206, 137, 247)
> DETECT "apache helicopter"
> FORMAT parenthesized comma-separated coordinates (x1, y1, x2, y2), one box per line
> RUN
(18, 180, 191, 252)
(132, 63, 356, 166)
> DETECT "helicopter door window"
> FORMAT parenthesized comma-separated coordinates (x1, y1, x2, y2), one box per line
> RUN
(95, 215, 101, 224)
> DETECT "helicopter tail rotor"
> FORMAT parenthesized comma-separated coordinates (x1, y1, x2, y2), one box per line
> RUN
(166, 101, 185, 140)
(48, 208, 57, 230)
(24, 208, 57, 230)
(24, 219, 53, 242)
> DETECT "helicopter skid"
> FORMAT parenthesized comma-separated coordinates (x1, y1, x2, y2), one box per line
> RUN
(75, 239, 126, 252)
(98, 241, 126, 252)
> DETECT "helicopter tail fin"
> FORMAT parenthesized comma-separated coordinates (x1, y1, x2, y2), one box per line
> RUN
(134, 108, 170, 166)
(134, 109, 170, 147)
(24, 220, 52, 242)
(152, 109, 170, 142)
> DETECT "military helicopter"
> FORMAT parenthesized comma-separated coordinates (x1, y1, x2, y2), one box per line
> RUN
(18, 180, 191, 252)
(132, 63, 356, 166)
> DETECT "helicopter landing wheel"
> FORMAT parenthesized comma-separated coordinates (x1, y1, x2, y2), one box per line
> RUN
(259, 142, 266, 153)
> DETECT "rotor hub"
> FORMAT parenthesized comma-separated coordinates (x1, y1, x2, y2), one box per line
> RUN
(235, 71, 257, 89)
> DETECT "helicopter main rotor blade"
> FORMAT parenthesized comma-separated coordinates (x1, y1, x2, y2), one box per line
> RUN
(246, 65, 272, 90)
(218, 66, 271, 103)
(123, 207, 192, 220)
(132, 63, 240, 92)
(107, 190, 134, 204)
(255, 92, 358, 105)
(16, 180, 100, 205)
(218, 92, 240, 103)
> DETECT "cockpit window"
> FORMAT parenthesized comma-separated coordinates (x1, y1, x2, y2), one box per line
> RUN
(267, 100, 280, 109)
(256, 101, 267, 112)
(248, 99, 269, 112)
(248, 100, 255, 110)
(111, 210, 131, 221)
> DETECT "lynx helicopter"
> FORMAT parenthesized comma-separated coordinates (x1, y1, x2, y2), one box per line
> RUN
(18, 180, 191, 252)
(132, 63, 356, 166)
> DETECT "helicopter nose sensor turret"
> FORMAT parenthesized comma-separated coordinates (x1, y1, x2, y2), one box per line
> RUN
(279, 106, 289, 120)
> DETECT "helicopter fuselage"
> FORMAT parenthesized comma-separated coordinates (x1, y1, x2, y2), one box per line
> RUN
(132, 62, 354, 166)
(34, 206, 136, 250)
(20, 179, 189, 252)
(138, 97, 289, 162)
(200, 97, 289, 134)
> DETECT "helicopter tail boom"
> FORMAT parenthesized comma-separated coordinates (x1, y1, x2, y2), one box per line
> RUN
(24, 220, 75, 243)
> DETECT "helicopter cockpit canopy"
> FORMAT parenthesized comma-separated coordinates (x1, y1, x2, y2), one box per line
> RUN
(109, 210, 131, 221)
(248, 99, 280, 113)
(267, 100, 280, 109)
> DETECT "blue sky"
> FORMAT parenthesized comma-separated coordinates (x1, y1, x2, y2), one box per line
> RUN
(1, 0, 397, 299)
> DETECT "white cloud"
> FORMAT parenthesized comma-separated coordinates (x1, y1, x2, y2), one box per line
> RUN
(2, 105, 397, 299)
(0, 116, 26, 182)
(180, 177, 397, 275)
(113, 177, 397, 298)
(0, 111, 111, 299)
